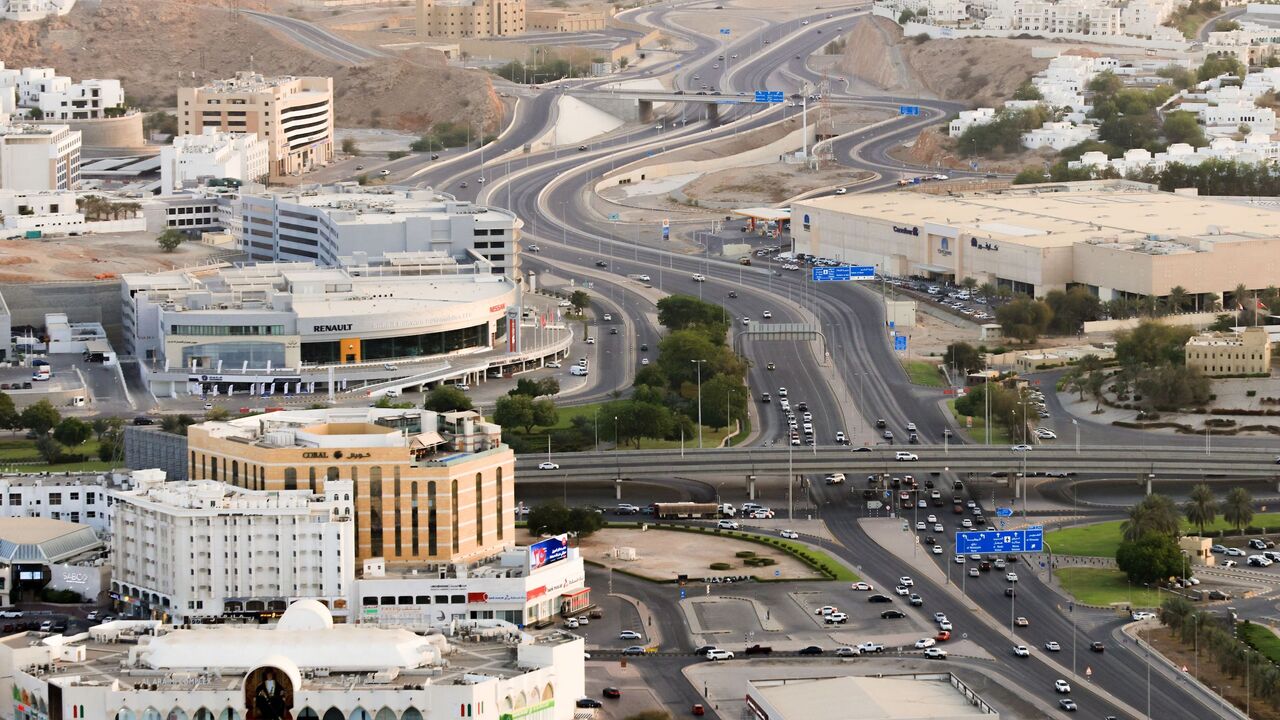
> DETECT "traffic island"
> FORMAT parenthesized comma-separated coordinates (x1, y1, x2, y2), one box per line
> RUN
(579, 527, 824, 582)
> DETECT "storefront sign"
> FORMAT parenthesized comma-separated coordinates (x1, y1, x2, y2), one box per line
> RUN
(892, 225, 920, 236)
(529, 535, 569, 570)
(312, 323, 354, 333)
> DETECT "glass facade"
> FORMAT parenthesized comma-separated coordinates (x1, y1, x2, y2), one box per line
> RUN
(182, 341, 286, 369)
(300, 324, 488, 365)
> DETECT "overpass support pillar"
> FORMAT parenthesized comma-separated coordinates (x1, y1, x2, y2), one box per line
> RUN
(615, 479, 622, 500)
(637, 100, 654, 123)
(747, 474, 756, 501)
(1142, 473, 1152, 495)
(707, 103, 719, 123)
(1012, 469, 1020, 499)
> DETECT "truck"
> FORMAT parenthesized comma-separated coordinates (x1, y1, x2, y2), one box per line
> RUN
(653, 502, 721, 519)
(31, 365, 50, 382)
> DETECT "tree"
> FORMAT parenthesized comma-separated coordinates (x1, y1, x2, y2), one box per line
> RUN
(52, 418, 92, 446)
(340, 137, 359, 155)
(494, 395, 537, 433)
(1115, 320, 1195, 367)
(527, 502, 570, 536)
(699, 373, 748, 430)
(1162, 111, 1207, 148)
(0, 391, 17, 434)
(1224, 487, 1254, 535)
(1116, 532, 1185, 585)
(531, 398, 558, 429)
(142, 111, 178, 137)
(569, 290, 590, 314)
(995, 298, 1053, 343)
(510, 378, 556, 398)
(205, 406, 232, 421)
(1044, 287, 1103, 334)
(34, 435, 64, 464)
(1184, 484, 1219, 536)
(1197, 54, 1244, 83)
(897, 8, 914, 24)
(424, 385, 473, 412)
(159, 414, 196, 436)
(943, 342, 982, 374)
(1012, 80, 1042, 101)
(1135, 363, 1210, 410)
(20, 399, 60, 436)
(566, 506, 605, 537)
(656, 295, 728, 338)
(1121, 493, 1181, 542)
(156, 229, 184, 253)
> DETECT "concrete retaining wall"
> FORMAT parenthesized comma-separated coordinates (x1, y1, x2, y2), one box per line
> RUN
(35, 113, 145, 150)
(124, 426, 187, 480)
(0, 281, 123, 346)
(1083, 311, 1223, 334)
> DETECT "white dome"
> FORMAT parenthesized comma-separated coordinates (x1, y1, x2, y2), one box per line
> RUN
(276, 599, 333, 631)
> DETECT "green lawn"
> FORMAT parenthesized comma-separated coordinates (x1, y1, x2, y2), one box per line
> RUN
(1047, 514, 1280, 558)
(1240, 622, 1280, 665)
(0, 438, 109, 472)
(1055, 567, 1163, 608)
(947, 399, 1014, 446)
(515, 400, 738, 450)
(902, 359, 945, 387)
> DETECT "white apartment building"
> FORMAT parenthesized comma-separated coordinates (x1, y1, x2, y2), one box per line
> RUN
(0, 472, 118, 534)
(0, 0, 75, 21)
(158, 128, 269, 195)
(236, 183, 522, 276)
(35, 77, 124, 121)
(0, 188, 85, 238)
(880, 0, 1182, 40)
(949, 107, 996, 137)
(0, 122, 80, 190)
(1070, 134, 1280, 174)
(1199, 100, 1276, 136)
(111, 474, 354, 624)
(1022, 120, 1097, 150)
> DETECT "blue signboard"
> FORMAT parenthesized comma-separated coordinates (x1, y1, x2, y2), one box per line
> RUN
(954, 526, 1044, 554)
(662, 225, 670, 239)
(899, 105, 921, 116)
(680, 588, 687, 598)
(530, 534, 570, 569)
(811, 265, 874, 282)
(608, 213, 621, 221)
(894, 335, 908, 352)
(995, 507, 1014, 517)
(754, 90, 785, 104)
(719, 27, 731, 35)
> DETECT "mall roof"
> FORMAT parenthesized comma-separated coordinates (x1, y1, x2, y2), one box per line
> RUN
(798, 181, 1280, 251)
(0, 518, 103, 564)
(750, 675, 991, 720)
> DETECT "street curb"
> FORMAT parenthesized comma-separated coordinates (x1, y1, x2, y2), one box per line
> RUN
(1118, 620, 1248, 720)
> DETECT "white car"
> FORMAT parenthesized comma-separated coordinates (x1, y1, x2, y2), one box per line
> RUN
(1014, 645, 1030, 657)
(895, 451, 919, 461)
(923, 647, 948, 659)
(824, 612, 848, 624)
(717, 519, 740, 529)
(835, 646, 859, 657)
(538, 461, 559, 470)
(914, 638, 936, 649)
(815, 605, 838, 615)
(899, 576, 914, 587)
(851, 582, 873, 591)
(619, 630, 642, 640)
(1011, 444, 1032, 452)
(585, 337, 596, 345)
(779, 529, 799, 539)
(933, 523, 944, 532)
(706, 649, 735, 660)
(1035, 428, 1057, 439)
(939, 620, 953, 631)
(546, 361, 562, 368)
(1055, 679, 1071, 694)
(906, 422, 917, 431)
(602, 313, 613, 321)
(1006, 572, 1018, 582)
(927, 514, 938, 523)
(1044, 641, 1061, 652)
(916, 521, 926, 530)
(895, 585, 910, 596)
(641, 358, 650, 365)
(1131, 611, 1157, 621)
(932, 545, 943, 554)
(691, 274, 707, 282)
(762, 310, 773, 319)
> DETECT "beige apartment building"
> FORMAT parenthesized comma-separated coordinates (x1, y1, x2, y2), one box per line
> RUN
(0, 122, 80, 190)
(177, 72, 334, 181)
(792, 180, 1280, 306)
(527, 8, 607, 32)
(1185, 327, 1273, 376)
(185, 407, 515, 567)
(417, 0, 525, 37)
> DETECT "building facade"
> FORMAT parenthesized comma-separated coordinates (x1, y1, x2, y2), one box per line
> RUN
(34, 78, 124, 121)
(185, 408, 516, 568)
(1185, 327, 1273, 377)
(0, 473, 118, 534)
(416, 0, 525, 37)
(159, 129, 269, 194)
(178, 73, 334, 181)
(111, 474, 354, 624)
(235, 184, 522, 276)
(0, 123, 80, 190)
(0, 601, 585, 720)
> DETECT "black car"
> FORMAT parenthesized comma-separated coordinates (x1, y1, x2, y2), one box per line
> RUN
(797, 646, 823, 655)
(881, 610, 906, 619)
(728, 291, 738, 298)
(875, 419, 887, 428)
(745, 644, 773, 655)
(640, 344, 648, 351)
(1091, 641, 1105, 652)
(132, 416, 155, 426)
(1005, 588, 1017, 597)
(924, 536, 936, 545)
(577, 145, 588, 151)
(430, 153, 440, 160)
(610, 328, 618, 335)
(576, 699, 603, 708)
(694, 645, 717, 656)
(868, 594, 893, 603)
(595, 261, 608, 267)
(854, 446, 872, 452)
(603, 687, 622, 699)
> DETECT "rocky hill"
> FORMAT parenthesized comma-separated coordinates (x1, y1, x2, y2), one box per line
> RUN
(0, 0, 501, 133)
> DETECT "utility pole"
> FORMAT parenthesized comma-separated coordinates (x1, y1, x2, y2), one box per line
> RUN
(692, 359, 706, 448)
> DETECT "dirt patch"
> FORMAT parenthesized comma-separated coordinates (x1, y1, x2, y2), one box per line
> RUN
(0, 0, 499, 134)
(839, 16, 916, 94)
(684, 164, 874, 204)
(1146, 629, 1279, 720)
(0, 233, 233, 283)
(892, 126, 1058, 174)
(902, 36, 1048, 108)
(576, 527, 824, 581)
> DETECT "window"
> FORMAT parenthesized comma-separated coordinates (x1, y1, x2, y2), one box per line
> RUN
(496, 467, 504, 540)
(451, 479, 460, 553)
(369, 467, 383, 556)
(284, 467, 297, 491)
(415, 595, 431, 604)
(48, 493, 61, 506)
(475, 472, 484, 545)
(427, 480, 437, 555)
(309, 466, 318, 494)
(394, 468, 403, 557)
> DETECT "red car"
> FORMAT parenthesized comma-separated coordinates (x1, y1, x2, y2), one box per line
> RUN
(693, 705, 706, 716)
(936, 630, 952, 642)
(603, 687, 622, 699)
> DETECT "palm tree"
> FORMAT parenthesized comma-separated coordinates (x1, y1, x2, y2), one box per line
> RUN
(1166, 286, 1189, 314)
(1122, 502, 1152, 542)
(1122, 493, 1181, 541)
(961, 277, 978, 292)
(1087, 371, 1106, 412)
(979, 282, 997, 299)
(1184, 483, 1218, 536)
(1224, 487, 1254, 535)
(1231, 283, 1249, 311)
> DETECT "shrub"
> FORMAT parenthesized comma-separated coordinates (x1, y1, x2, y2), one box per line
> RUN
(709, 562, 732, 570)
(734, 550, 756, 558)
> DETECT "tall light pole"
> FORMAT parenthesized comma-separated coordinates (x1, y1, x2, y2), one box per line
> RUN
(692, 359, 706, 448)
(1072, 418, 1079, 454)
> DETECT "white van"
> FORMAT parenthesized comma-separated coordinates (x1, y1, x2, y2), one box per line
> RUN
(570, 365, 589, 376)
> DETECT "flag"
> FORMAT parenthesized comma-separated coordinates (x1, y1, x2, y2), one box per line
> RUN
(1258, 299, 1269, 311)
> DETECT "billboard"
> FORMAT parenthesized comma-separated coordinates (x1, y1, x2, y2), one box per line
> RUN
(529, 534, 570, 570)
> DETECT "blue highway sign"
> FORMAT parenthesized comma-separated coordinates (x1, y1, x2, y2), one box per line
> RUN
(720, 27, 731, 35)
(899, 105, 921, 116)
(955, 526, 1044, 554)
(811, 265, 874, 282)
(995, 507, 1014, 517)
(894, 335, 908, 352)
(754, 90, 785, 104)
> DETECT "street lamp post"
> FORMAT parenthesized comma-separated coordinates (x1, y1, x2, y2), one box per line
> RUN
(1072, 418, 1079, 454)
(692, 359, 706, 448)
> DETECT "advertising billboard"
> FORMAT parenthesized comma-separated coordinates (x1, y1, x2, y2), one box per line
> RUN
(529, 534, 570, 570)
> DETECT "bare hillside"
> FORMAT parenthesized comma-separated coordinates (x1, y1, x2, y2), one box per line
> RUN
(0, 0, 500, 132)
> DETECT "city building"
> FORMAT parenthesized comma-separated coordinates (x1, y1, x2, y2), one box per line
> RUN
(34, 78, 123, 121)
(0, 123, 80, 190)
(0, 188, 81, 238)
(120, 259, 519, 396)
(745, 674, 997, 720)
(792, 180, 1280, 304)
(0, 600, 586, 720)
(184, 408, 515, 567)
(416, 0, 525, 37)
(234, 183, 522, 276)
(1069, 134, 1280, 174)
(948, 108, 995, 137)
(876, 0, 1183, 42)
(177, 73, 334, 181)
(526, 8, 607, 31)
(1020, 120, 1098, 150)
(159, 128, 269, 194)
(0, 0, 75, 21)
(0, 517, 105, 607)
(1185, 327, 1273, 377)
(0, 472, 119, 534)
(111, 473, 354, 624)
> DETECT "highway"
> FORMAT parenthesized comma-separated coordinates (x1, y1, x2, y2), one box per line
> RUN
(241, 10, 386, 64)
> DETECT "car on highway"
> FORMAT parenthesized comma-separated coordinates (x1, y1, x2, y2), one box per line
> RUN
(585, 337, 595, 344)
(851, 582, 873, 591)
(745, 644, 773, 655)
(706, 649, 735, 660)
(968, 567, 979, 577)
(1058, 699, 1077, 712)
(779, 529, 799, 539)
(1016, 616, 1029, 626)
(537, 461, 559, 470)
(938, 621, 952, 631)
(621, 646, 646, 656)
(1131, 611, 1156, 621)
(867, 594, 893, 604)
(1013, 645, 1030, 657)
(1055, 679, 1072, 694)
(603, 687, 622, 698)
(895, 451, 918, 461)
(594, 261, 608, 268)
(932, 545, 943, 555)
(909, 594, 923, 606)
(914, 638, 936, 649)
(1011, 444, 1032, 452)
(923, 647, 947, 659)
(716, 519, 740, 529)
(835, 646, 859, 657)
(1091, 641, 1105, 652)
(691, 274, 707, 282)
(894, 585, 910, 596)
(1006, 572, 1018, 582)
(797, 646, 823, 655)
(1044, 641, 1061, 652)
(762, 310, 773, 318)
(379, 169, 391, 176)
(619, 630, 642, 640)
